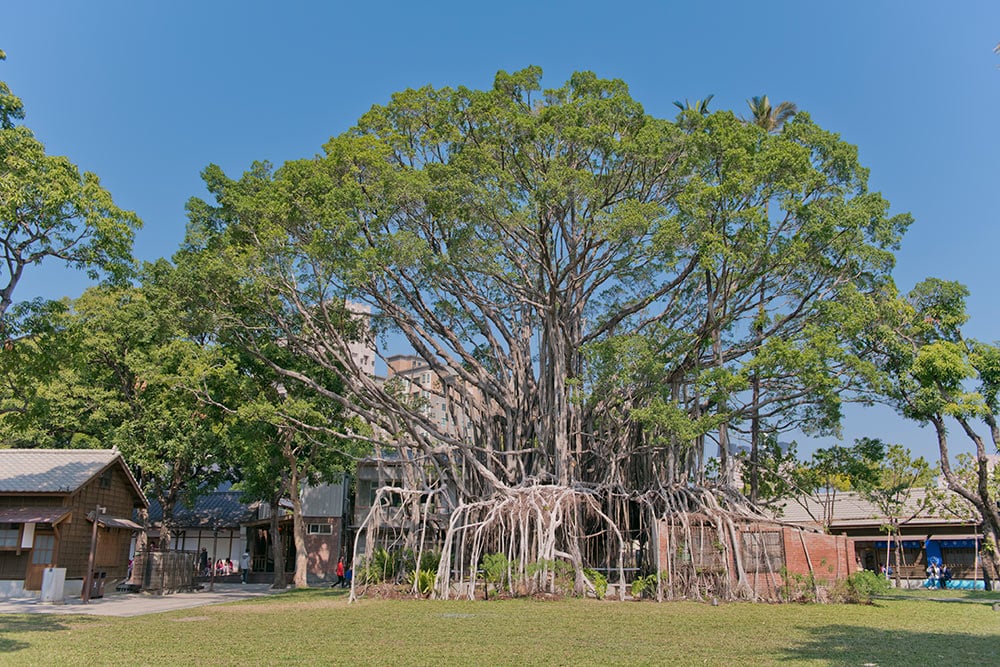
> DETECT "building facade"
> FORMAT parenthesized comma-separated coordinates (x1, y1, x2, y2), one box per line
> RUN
(778, 489, 985, 588)
(0, 449, 146, 598)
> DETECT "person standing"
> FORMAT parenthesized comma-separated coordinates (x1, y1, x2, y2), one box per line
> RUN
(240, 550, 251, 584)
(927, 561, 940, 588)
(199, 547, 209, 577)
(336, 557, 346, 588)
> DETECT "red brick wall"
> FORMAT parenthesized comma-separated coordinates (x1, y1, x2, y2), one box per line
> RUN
(782, 527, 855, 585)
(655, 518, 856, 600)
(303, 517, 343, 583)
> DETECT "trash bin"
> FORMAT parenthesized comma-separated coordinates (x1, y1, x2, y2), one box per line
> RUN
(90, 571, 107, 599)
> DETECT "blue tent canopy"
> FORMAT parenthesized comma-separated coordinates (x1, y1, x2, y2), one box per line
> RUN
(872, 538, 979, 552)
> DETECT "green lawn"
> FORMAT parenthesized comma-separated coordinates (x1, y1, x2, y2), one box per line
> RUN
(2, 589, 999, 666)
(879, 587, 1000, 601)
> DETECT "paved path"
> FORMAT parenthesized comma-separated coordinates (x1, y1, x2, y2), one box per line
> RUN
(0, 583, 281, 617)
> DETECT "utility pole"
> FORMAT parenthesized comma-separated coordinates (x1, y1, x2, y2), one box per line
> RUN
(81, 505, 106, 603)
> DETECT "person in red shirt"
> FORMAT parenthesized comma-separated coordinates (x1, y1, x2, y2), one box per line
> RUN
(336, 557, 346, 588)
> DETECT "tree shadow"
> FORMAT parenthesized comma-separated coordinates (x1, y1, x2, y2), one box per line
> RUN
(781, 622, 999, 665)
(0, 614, 95, 653)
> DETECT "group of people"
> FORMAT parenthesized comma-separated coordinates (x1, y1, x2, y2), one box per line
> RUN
(213, 558, 236, 575)
(195, 547, 350, 587)
(926, 561, 952, 589)
(198, 547, 250, 582)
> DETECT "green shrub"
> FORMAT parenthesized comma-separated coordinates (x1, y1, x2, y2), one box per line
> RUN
(833, 570, 891, 604)
(418, 550, 441, 572)
(630, 574, 658, 599)
(583, 568, 608, 599)
(415, 569, 436, 596)
(779, 567, 816, 603)
(481, 552, 510, 597)
(524, 558, 578, 594)
(364, 547, 401, 584)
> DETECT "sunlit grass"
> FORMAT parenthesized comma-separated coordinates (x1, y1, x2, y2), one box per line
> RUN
(2, 588, 999, 665)
(879, 587, 999, 601)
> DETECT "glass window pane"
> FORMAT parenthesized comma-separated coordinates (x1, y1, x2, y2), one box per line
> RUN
(32, 534, 55, 564)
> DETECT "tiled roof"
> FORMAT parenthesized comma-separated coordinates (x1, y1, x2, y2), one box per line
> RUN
(0, 448, 121, 493)
(146, 491, 255, 529)
(775, 488, 958, 527)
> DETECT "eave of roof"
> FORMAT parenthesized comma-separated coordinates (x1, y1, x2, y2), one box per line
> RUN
(89, 513, 143, 531)
(0, 507, 72, 524)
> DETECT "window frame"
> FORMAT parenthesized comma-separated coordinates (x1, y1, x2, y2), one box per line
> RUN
(0, 523, 21, 549)
(307, 523, 333, 535)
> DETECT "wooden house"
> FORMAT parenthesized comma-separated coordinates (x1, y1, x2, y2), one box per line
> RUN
(777, 489, 985, 588)
(0, 449, 147, 598)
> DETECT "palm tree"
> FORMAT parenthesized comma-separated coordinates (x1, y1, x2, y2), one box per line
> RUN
(672, 94, 714, 116)
(744, 94, 796, 503)
(745, 95, 797, 133)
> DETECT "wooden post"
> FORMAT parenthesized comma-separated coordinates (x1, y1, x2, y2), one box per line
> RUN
(81, 505, 105, 603)
(974, 530, 980, 587)
(210, 528, 219, 591)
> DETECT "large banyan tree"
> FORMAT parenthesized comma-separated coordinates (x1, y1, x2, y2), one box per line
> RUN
(180, 68, 909, 600)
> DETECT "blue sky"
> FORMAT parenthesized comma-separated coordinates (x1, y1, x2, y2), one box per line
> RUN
(2, 1, 999, 461)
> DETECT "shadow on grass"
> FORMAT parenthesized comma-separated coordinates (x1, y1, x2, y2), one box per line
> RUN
(782, 624, 999, 666)
(0, 614, 94, 653)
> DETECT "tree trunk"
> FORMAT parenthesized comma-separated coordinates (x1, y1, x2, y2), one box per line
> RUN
(159, 496, 176, 551)
(936, 416, 1000, 591)
(981, 526, 1000, 592)
(290, 465, 309, 588)
(893, 531, 902, 589)
(134, 507, 149, 553)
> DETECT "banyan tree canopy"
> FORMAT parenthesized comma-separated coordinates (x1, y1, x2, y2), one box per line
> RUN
(181, 68, 909, 599)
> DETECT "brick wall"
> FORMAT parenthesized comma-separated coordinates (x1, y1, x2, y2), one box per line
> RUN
(656, 518, 856, 600)
(303, 516, 344, 583)
(782, 527, 855, 585)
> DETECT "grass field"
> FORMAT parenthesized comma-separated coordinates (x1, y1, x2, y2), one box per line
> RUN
(2, 589, 999, 666)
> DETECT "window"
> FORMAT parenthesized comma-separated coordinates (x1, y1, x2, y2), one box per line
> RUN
(307, 524, 332, 535)
(31, 534, 55, 565)
(942, 547, 977, 569)
(99, 469, 113, 488)
(741, 531, 784, 572)
(0, 523, 20, 548)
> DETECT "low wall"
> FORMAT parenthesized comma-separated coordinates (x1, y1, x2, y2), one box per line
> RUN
(781, 526, 855, 583)
(655, 518, 857, 600)
(0, 580, 27, 599)
(0, 578, 83, 600)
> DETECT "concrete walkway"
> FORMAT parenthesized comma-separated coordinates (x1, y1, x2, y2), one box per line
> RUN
(0, 583, 281, 617)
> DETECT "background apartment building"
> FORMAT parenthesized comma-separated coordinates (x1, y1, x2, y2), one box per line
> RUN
(385, 354, 471, 439)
